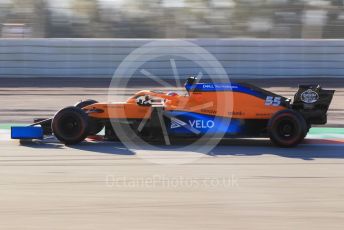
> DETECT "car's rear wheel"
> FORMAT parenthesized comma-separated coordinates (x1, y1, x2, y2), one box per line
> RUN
(74, 99, 104, 135)
(268, 110, 307, 147)
(52, 106, 89, 145)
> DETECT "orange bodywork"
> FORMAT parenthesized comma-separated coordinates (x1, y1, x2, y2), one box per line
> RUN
(84, 89, 286, 120)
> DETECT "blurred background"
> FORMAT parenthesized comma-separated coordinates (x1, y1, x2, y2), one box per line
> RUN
(0, 0, 343, 39)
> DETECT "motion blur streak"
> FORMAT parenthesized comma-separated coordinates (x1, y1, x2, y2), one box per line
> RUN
(1, 0, 344, 38)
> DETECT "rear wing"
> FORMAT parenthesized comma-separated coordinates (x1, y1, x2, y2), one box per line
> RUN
(292, 85, 335, 125)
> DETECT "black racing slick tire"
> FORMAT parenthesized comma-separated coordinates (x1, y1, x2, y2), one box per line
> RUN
(268, 110, 307, 147)
(52, 106, 89, 145)
(74, 99, 104, 135)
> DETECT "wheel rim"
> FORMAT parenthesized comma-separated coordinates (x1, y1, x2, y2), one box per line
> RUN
(59, 115, 82, 138)
(276, 119, 296, 140)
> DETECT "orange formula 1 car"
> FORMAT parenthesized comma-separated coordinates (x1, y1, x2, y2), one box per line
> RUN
(11, 77, 334, 147)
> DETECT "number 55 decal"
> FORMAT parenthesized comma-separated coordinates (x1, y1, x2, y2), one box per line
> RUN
(265, 96, 281, 106)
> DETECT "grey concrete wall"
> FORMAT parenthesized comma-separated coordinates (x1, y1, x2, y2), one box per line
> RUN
(0, 39, 343, 79)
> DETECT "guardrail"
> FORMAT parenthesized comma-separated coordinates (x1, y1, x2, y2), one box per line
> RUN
(0, 39, 343, 79)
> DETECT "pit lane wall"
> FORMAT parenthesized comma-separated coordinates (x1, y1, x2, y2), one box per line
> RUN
(0, 39, 343, 79)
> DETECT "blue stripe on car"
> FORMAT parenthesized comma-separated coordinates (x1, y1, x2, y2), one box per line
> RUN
(185, 83, 264, 98)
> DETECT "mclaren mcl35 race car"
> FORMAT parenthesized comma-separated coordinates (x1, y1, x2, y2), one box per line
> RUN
(11, 77, 334, 147)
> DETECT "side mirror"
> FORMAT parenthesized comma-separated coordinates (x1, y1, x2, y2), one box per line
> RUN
(184, 76, 197, 86)
(184, 76, 198, 94)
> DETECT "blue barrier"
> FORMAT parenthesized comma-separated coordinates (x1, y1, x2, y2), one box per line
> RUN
(0, 39, 343, 79)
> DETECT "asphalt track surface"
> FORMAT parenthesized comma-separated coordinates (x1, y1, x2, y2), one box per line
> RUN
(0, 77, 344, 229)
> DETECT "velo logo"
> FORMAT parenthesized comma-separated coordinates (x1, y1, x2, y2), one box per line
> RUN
(171, 118, 215, 129)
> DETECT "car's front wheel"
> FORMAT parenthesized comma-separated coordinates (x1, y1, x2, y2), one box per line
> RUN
(52, 106, 89, 145)
(74, 99, 104, 135)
